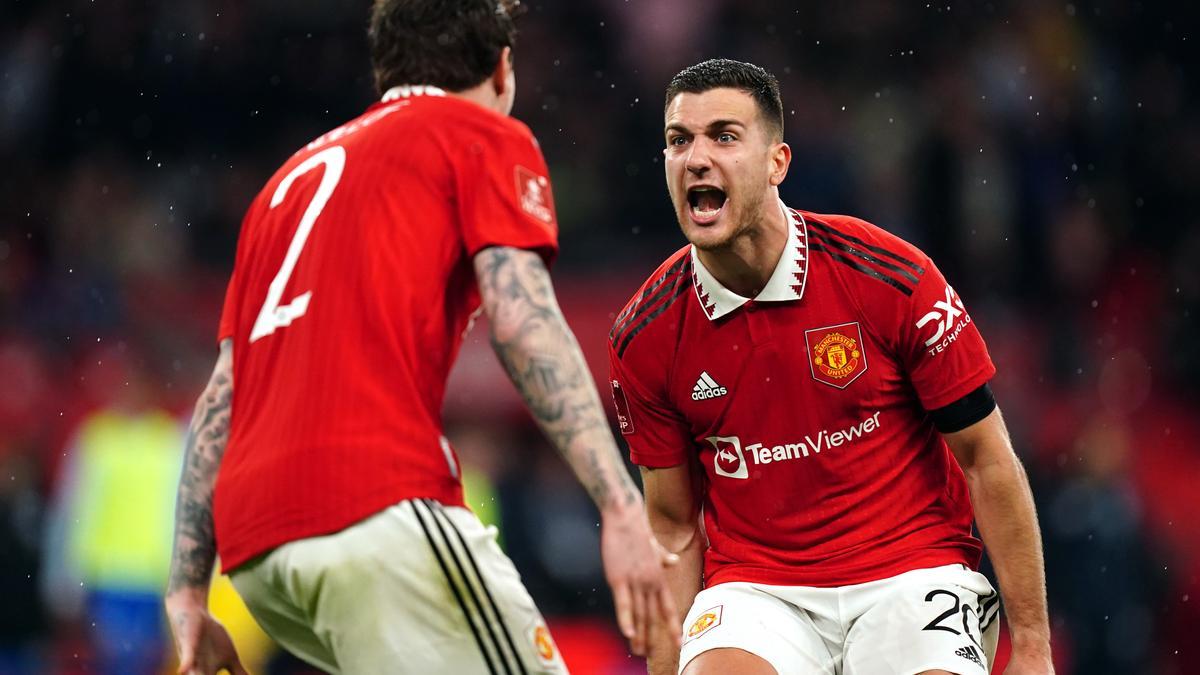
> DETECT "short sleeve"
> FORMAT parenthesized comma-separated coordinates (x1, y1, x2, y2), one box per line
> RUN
(217, 267, 239, 344)
(217, 202, 259, 345)
(900, 258, 996, 411)
(608, 346, 692, 468)
(454, 124, 559, 266)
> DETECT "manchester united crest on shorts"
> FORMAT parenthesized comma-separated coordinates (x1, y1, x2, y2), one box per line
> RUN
(533, 624, 557, 664)
(805, 322, 868, 389)
(684, 605, 723, 644)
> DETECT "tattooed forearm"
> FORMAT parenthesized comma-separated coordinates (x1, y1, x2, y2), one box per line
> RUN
(475, 247, 638, 510)
(166, 340, 234, 595)
(517, 355, 568, 421)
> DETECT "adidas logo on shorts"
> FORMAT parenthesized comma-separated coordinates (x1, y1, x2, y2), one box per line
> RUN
(955, 644, 983, 667)
(692, 371, 728, 400)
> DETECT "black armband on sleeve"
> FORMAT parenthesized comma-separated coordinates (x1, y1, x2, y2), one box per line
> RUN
(929, 383, 996, 434)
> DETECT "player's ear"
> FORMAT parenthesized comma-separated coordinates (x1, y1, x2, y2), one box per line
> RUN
(490, 46, 515, 115)
(768, 141, 791, 187)
(491, 46, 513, 97)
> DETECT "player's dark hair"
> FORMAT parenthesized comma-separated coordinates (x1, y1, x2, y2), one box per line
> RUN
(368, 0, 524, 95)
(665, 59, 784, 141)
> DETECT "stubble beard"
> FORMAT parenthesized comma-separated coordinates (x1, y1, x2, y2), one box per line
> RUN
(682, 188, 768, 253)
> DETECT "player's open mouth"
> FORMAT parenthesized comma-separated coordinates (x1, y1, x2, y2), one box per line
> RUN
(687, 186, 727, 224)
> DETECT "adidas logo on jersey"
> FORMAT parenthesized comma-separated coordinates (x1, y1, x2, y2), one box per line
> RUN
(691, 371, 728, 400)
(955, 644, 983, 668)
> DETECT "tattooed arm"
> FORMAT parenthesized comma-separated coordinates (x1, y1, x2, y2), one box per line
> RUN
(164, 339, 246, 675)
(475, 246, 636, 509)
(168, 339, 233, 594)
(474, 246, 678, 655)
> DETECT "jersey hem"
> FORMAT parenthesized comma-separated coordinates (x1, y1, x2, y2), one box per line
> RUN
(467, 240, 559, 269)
(704, 548, 977, 589)
(217, 483, 465, 573)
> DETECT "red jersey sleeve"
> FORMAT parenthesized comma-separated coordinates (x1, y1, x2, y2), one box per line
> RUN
(607, 345, 692, 468)
(217, 268, 239, 344)
(453, 122, 559, 265)
(215, 198, 262, 345)
(899, 258, 996, 411)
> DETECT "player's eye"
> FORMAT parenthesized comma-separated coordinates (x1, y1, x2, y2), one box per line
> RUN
(668, 135, 689, 147)
(717, 132, 736, 143)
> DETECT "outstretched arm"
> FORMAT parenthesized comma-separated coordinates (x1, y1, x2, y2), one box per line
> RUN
(945, 407, 1053, 675)
(164, 339, 245, 675)
(474, 246, 678, 655)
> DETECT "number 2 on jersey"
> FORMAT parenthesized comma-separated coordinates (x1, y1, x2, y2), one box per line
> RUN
(250, 145, 345, 342)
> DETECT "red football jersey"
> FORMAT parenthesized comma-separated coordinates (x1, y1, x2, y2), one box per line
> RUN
(608, 203, 994, 588)
(213, 87, 558, 571)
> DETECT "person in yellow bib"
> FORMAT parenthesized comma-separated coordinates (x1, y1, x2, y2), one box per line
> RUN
(42, 360, 182, 675)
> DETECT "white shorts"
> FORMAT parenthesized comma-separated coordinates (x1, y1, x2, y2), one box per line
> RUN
(679, 565, 999, 675)
(230, 498, 568, 675)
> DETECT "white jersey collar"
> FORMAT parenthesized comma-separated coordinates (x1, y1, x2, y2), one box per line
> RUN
(691, 200, 809, 320)
(381, 85, 446, 102)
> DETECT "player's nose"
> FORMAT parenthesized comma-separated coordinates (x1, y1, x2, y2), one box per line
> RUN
(685, 138, 713, 175)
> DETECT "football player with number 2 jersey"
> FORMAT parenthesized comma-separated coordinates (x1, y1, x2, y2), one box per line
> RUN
(609, 59, 1054, 675)
(162, 3, 676, 674)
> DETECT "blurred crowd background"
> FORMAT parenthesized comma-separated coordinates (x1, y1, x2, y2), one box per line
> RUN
(1, 1, 1197, 673)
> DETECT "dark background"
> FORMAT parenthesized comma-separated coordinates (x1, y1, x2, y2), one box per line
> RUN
(1, 1, 1197, 673)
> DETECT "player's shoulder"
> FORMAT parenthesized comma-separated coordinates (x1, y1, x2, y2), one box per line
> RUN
(800, 210, 928, 266)
(798, 210, 930, 299)
(303, 92, 538, 156)
(609, 244, 693, 360)
(413, 94, 538, 146)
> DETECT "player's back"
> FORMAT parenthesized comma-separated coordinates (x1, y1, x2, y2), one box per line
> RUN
(212, 89, 559, 571)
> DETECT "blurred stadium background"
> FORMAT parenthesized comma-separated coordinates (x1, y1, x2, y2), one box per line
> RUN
(1, 1, 1197, 673)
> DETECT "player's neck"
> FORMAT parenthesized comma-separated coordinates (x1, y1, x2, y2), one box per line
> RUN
(447, 81, 508, 115)
(696, 197, 788, 298)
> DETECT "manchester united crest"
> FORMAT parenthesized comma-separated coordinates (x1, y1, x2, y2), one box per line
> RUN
(684, 606, 723, 643)
(533, 624, 557, 663)
(805, 322, 868, 388)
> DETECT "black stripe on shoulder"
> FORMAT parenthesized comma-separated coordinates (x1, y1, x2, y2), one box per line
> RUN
(809, 231, 921, 286)
(806, 218, 925, 276)
(809, 242, 915, 296)
(615, 258, 692, 358)
(611, 255, 689, 344)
